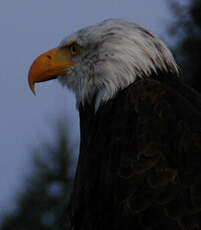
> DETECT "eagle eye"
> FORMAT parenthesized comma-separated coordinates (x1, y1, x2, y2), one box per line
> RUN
(69, 42, 80, 56)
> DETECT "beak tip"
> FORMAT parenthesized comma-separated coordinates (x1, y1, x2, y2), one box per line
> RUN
(31, 87, 37, 96)
(32, 90, 37, 96)
(29, 80, 37, 96)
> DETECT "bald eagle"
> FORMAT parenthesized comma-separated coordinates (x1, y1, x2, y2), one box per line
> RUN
(29, 19, 201, 230)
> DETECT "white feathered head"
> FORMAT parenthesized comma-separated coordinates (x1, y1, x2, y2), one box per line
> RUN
(28, 19, 178, 109)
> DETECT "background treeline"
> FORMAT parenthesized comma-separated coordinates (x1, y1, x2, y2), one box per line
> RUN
(167, 0, 201, 92)
(1, 123, 75, 230)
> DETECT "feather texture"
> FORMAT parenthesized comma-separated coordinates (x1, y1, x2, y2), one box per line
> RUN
(58, 19, 178, 109)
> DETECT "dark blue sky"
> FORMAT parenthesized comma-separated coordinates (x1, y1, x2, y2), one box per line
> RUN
(0, 0, 172, 221)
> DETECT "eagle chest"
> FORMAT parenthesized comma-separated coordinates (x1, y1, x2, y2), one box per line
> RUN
(69, 94, 139, 228)
(80, 93, 138, 174)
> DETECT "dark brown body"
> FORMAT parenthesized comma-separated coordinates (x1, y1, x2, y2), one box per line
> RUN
(67, 73, 201, 230)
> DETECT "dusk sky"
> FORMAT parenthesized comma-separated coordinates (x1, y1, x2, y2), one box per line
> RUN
(0, 0, 173, 222)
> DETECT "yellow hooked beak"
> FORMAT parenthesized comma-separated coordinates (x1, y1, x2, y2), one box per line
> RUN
(28, 47, 75, 95)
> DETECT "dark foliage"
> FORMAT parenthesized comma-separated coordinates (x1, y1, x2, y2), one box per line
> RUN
(1, 123, 74, 230)
(167, 0, 201, 92)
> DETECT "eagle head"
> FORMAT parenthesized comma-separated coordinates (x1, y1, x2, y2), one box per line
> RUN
(28, 19, 178, 109)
